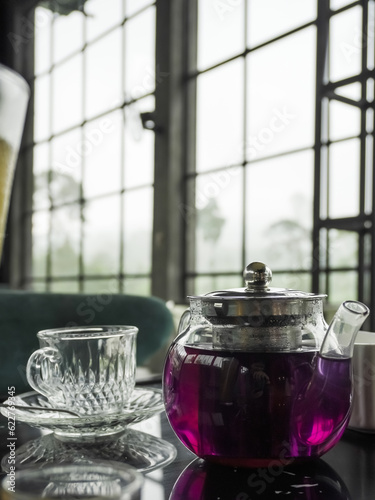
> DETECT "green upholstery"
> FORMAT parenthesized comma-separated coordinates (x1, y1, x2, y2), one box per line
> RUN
(0, 291, 175, 398)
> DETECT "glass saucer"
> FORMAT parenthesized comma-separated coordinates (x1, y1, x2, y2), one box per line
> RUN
(0, 388, 164, 441)
(1, 428, 177, 473)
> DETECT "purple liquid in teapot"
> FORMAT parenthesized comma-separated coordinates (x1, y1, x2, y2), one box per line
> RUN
(164, 343, 352, 467)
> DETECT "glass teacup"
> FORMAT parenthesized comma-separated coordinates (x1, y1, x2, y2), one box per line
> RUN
(26, 326, 138, 416)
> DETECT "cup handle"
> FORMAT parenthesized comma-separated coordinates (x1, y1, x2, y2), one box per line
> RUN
(26, 347, 62, 399)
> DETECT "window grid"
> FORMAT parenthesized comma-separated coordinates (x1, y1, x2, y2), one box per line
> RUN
(27, 1, 156, 295)
(316, 0, 374, 315)
(186, 0, 374, 330)
(186, 1, 319, 295)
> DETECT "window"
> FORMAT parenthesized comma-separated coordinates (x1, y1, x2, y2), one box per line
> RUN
(186, 4, 317, 294)
(5, 0, 375, 329)
(27, 0, 156, 294)
(183, 0, 375, 329)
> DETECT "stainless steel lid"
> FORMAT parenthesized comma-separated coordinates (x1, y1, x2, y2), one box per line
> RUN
(188, 262, 327, 351)
(189, 262, 326, 322)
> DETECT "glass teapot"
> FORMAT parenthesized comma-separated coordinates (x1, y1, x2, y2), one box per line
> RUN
(163, 262, 370, 467)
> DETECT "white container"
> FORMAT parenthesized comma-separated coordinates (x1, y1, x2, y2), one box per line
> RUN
(348, 331, 375, 432)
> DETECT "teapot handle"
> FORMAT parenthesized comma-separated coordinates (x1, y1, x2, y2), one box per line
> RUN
(177, 308, 191, 335)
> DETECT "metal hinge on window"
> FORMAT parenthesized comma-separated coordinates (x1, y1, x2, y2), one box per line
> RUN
(140, 112, 161, 133)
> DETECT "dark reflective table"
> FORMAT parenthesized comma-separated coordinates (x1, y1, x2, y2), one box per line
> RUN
(1, 387, 375, 500)
(151, 414, 375, 500)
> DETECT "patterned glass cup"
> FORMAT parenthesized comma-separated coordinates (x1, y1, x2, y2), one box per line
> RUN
(26, 326, 138, 416)
(0, 462, 143, 500)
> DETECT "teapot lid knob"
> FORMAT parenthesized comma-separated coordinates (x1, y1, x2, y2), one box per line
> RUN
(244, 262, 272, 291)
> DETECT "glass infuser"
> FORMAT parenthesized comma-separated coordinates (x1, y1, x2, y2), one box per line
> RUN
(163, 262, 369, 467)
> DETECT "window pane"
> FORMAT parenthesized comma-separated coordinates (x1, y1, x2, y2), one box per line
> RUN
(328, 230, 358, 268)
(34, 74, 50, 142)
(330, 6, 362, 82)
(190, 275, 242, 296)
(33, 143, 50, 210)
(248, 0, 316, 47)
(335, 82, 362, 101)
(329, 100, 361, 141)
(330, 0, 355, 10)
(123, 278, 151, 296)
(320, 145, 328, 219)
(85, 29, 122, 120)
(272, 272, 311, 293)
(83, 196, 121, 275)
(124, 96, 154, 188)
(125, 0, 154, 17)
(32, 211, 49, 278)
(196, 59, 244, 172)
(31, 281, 48, 292)
(53, 11, 84, 64)
(51, 206, 80, 277)
(329, 139, 360, 218)
(83, 110, 122, 198)
(194, 168, 243, 273)
(124, 7, 156, 100)
(83, 278, 120, 293)
(246, 150, 314, 270)
(365, 135, 373, 214)
(52, 54, 83, 134)
(367, 108, 374, 134)
(50, 281, 80, 293)
(320, 272, 327, 295)
(86, 0, 123, 42)
(367, 78, 374, 103)
(197, 0, 244, 71)
(328, 271, 357, 304)
(34, 7, 53, 75)
(247, 27, 316, 161)
(51, 128, 82, 204)
(123, 188, 153, 274)
(368, 2, 375, 70)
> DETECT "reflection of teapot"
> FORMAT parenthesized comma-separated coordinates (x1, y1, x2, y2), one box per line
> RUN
(169, 458, 352, 500)
(163, 262, 369, 467)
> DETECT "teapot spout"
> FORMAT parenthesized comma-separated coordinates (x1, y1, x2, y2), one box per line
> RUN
(320, 300, 370, 359)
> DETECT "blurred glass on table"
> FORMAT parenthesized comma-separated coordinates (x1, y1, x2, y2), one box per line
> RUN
(0, 64, 29, 260)
(0, 462, 143, 500)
